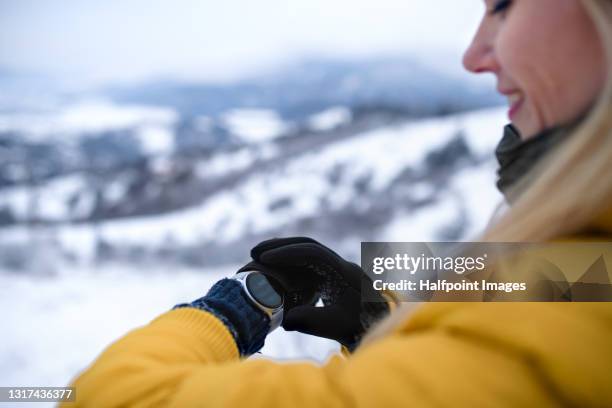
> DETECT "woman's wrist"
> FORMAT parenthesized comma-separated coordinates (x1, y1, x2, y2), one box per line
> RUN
(174, 278, 270, 357)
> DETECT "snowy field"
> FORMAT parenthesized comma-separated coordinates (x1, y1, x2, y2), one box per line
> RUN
(0, 264, 339, 407)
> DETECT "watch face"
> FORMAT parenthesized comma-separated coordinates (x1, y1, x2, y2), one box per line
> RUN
(246, 272, 283, 309)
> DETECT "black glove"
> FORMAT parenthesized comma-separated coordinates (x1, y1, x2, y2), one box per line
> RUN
(236, 260, 321, 312)
(251, 237, 391, 351)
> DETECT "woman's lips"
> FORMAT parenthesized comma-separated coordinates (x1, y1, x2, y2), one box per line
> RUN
(505, 91, 524, 120)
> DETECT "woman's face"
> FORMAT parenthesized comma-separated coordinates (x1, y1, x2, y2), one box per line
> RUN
(463, 0, 607, 139)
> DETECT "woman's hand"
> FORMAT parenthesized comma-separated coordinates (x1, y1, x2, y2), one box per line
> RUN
(250, 237, 391, 351)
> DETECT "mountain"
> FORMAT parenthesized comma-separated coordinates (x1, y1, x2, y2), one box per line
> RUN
(106, 55, 502, 120)
(0, 54, 507, 272)
(0, 55, 503, 189)
(0, 106, 507, 271)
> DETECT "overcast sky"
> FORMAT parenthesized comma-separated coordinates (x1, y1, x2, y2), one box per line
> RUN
(0, 0, 484, 86)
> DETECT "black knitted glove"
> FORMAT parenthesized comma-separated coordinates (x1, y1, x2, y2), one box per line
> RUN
(251, 237, 391, 351)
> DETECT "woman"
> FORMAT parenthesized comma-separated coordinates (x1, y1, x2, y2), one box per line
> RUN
(62, 0, 612, 406)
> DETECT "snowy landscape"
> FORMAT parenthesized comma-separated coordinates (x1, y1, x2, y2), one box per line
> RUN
(0, 1, 508, 404)
(0, 80, 506, 403)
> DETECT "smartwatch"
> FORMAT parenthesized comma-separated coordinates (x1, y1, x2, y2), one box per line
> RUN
(231, 271, 284, 332)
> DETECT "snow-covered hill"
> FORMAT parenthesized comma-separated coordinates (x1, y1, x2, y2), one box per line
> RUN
(0, 106, 506, 271)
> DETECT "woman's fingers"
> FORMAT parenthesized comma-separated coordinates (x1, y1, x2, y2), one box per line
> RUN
(257, 242, 343, 270)
(250, 237, 320, 260)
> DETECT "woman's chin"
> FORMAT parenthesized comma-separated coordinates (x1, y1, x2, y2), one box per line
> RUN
(510, 113, 542, 140)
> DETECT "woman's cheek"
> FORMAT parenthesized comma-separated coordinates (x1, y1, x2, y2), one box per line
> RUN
(494, 11, 530, 79)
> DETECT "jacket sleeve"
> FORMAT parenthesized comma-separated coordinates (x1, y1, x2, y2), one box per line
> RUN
(60, 304, 607, 408)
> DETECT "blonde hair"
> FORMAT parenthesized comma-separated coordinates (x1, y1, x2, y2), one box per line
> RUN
(483, 0, 612, 242)
(363, 0, 612, 344)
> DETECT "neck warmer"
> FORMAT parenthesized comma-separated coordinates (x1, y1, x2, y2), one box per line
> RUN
(495, 124, 573, 203)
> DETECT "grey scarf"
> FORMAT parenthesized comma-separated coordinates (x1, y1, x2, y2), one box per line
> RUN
(495, 124, 572, 203)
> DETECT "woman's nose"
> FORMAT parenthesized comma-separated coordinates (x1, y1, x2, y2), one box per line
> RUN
(462, 23, 499, 74)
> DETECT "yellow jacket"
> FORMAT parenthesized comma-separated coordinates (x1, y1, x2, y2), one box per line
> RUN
(61, 211, 612, 407)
